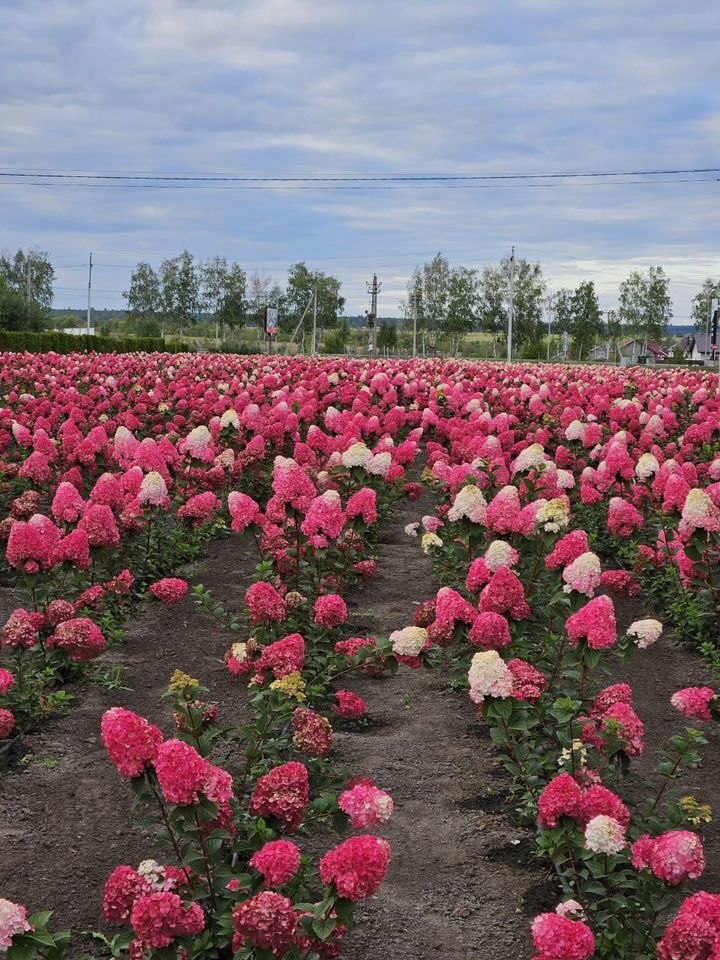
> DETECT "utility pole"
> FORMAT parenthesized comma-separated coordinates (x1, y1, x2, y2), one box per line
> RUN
(507, 246, 515, 362)
(366, 273, 380, 359)
(411, 291, 418, 357)
(86, 252, 93, 335)
(311, 287, 318, 355)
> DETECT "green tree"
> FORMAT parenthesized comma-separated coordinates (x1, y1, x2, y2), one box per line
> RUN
(160, 251, 199, 335)
(124, 262, 161, 331)
(618, 266, 672, 350)
(0, 277, 46, 331)
(201, 258, 247, 338)
(0, 248, 55, 308)
(282, 262, 344, 340)
(477, 257, 545, 355)
(377, 321, 398, 352)
(569, 280, 604, 360)
(323, 318, 351, 354)
(443, 267, 478, 349)
(691, 278, 720, 331)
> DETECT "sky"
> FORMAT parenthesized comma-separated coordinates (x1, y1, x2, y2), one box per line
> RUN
(2, 0, 720, 320)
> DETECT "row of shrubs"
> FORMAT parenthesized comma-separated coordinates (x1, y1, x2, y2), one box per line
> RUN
(0, 330, 173, 354)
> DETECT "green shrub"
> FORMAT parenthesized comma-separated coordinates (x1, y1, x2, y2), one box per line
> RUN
(0, 330, 177, 354)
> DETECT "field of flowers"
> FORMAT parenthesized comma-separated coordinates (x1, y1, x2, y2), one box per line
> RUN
(0, 351, 719, 960)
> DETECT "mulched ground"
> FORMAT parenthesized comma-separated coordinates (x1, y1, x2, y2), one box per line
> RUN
(1, 494, 719, 960)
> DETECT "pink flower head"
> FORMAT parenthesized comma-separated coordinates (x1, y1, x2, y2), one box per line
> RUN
(434, 586, 478, 632)
(508, 658, 547, 703)
(47, 617, 106, 662)
(249, 840, 301, 888)
(154, 739, 211, 806)
(0, 899, 33, 949)
(227, 491, 261, 533)
(633, 831, 705, 885)
(468, 611, 512, 650)
(338, 780, 394, 828)
(607, 497, 644, 536)
(319, 835, 391, 901)
(148, 578, 188, 605)
(484, 485, 522, 534)
(249, 761, 310, 830)
(657, 891, 720, 960)
(566, 595, 617, 650)
(245, 581, 287, 623)
(6, 513, 62, 573)
(531, 912, 595, 960)
(232, 891, 298, 955)
(130, 892, 204, 948)
(313, 593, 347, 628)
(78, 503, 120, 549)
(0, 669, 15, 695)
(590, 683, 633, 720)
(2, 608, 40, 649)
(538, 773, 583, 828)
(671, 686, 716, 722)
(479, 568, 530, 620)
(545, 530, 590, 570)
(577, 784, 630, 828)
(256, 633, 305, 679)
(177, 491, 220, 526)
(600, 702, 644, 756)
(51, 481, 86, 524)
(103, 866, 153, 924)
(562, 552, 602, 597)
(0, 709, 15, 739)
(291, 707, 333, 757)
(332, 690, 367, 720)
(101, 707, 163, 778)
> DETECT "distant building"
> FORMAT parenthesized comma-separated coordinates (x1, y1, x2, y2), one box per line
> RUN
(587, 341, 615, 362)
(618, 339, 670, 364)
(63, 327, 95, 336)
(679, 333, 715, 362)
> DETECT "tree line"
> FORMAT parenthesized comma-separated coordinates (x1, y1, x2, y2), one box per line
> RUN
(2, 246, 720, 359)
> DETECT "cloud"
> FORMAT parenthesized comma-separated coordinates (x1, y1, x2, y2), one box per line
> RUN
(1, 0, 719, 317)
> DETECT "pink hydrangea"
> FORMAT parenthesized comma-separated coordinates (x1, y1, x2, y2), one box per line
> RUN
(632, 831, 705, 885)
(319, 835, 391, 901)
(338, 780, 394, 828)
(313, 593, 348, 628)
(249, 761, 310, 830)
(153, 739, 212, 806)
(232, 891, 298, 955)
(508, 658, 547, 703)
(6, 513, 62, 573)
(600, 702, 644, 756)
(227, 491, 262, 533)
(103, 866, 153, 924)
(148, 578, 188, 605)
(530, 912, 595, 960)
(0, 899, 33, 949)
(130, 892, 204, 948)
(468, 611, 512, 650)
(577, 784, 630, 828)
(245, 581, 287, 623)
(249, 840, 301, 888)
(657, 891, 720, 960)
(545, 530, 590, 570)
(0, 709, 16, 739)
(332, 690, 367, 720)
(479, 568, 530, 620)
(47, 617, 106, 662)
(0, 669, 15, 695)
(291, 707, 333, 757)
(538, 773, 583, 828)
(671, 686, 716, 722)
(2, 608, 40, 649)
(256, 633, 305, 680)
(101, 707, 163, 778)
(566, 595, 617, 650)
(607, 497, 644, 536)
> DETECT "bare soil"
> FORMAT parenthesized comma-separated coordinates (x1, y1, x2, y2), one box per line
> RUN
(1, 498, 719, 960)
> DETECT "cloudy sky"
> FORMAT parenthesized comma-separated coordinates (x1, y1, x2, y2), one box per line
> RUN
(2, 0, 720, 319)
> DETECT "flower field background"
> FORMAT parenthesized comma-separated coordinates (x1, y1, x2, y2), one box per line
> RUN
(0, 352, 720, 960)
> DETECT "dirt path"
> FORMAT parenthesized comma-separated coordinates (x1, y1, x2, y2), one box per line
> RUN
(337, 492, 539, 960)
(0, 534, 258, 947)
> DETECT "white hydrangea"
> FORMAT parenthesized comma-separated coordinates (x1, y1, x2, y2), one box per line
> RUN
(626, 619, 663, 650)
(390, 626, 428, 657)
(584, 815, 625, 855)
(511, 443, 546, 474)
(421, 532, 443, 553)
(447, 484, 487, 523)
(219, 408, 240, 430)
(342, 442, 373, 469)
(467, 650, 513, 705)
(635, 453, 660, 480)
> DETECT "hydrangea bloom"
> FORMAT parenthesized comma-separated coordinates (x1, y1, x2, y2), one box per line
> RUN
(566, 595, 617, 650)
(249, 761, 310, 830)
(319, 835, 391, 900)
(148, 578, 188, 605)
(584, 814, 626, 854)
(626, 618, 663, 650)
(670, 686, 716, 722)
(479, 568, 530, 619)
(468, 650, 513, 705)
(338, 780, 394, 828)
(332, 690, 367, 720)
(130, 892, 204, 948)
(632, 830, 704, 885)
(101, 707, 164, 778)
(0, 899, 33, 949)
(232, 891, 298, 955)
(657, 892, 720, 960)
(530, 911, 595, 960)
(249, 840, 301, 888)
(538, 773, 583, 828)
(562, 552, 602, 596)
(313, 594, 348, 628)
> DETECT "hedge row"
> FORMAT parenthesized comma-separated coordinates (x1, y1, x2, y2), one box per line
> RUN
(0, 330, 175, 354)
